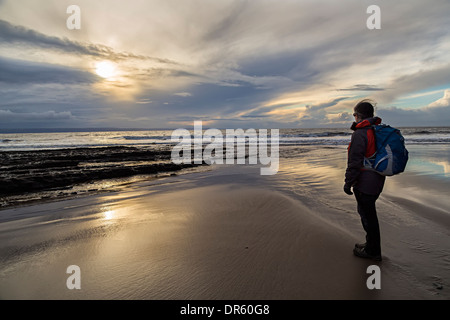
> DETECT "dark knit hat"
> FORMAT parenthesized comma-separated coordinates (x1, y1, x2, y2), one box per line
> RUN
(354, 99, 375, 119)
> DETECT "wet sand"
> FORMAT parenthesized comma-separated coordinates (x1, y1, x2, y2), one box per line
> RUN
(0, 145, 449, 300)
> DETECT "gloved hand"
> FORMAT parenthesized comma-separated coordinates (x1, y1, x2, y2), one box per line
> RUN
(343, 185, 353, 195)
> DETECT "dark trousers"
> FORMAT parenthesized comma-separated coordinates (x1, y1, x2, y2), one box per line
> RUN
(354, 188, 381, 255)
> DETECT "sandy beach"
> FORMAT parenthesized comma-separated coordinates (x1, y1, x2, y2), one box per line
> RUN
(0, 144, 449, 300)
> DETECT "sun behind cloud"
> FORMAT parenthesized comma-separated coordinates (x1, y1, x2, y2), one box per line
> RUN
(95, 61, 117, 79)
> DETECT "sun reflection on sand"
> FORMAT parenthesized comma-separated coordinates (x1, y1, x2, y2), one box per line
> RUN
(430, 161, 450, 176)
(99, 204, 120, 222)
(406, 152, 450, 178)
(103, 209, 115, 220)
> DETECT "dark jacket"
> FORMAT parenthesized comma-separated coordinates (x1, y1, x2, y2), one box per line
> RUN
(345, 117, 385, 195)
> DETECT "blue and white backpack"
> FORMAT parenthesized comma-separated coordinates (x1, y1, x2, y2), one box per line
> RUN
(364, 124, 409, 176)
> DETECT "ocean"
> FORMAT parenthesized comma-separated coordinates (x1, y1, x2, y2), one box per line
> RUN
(1, 126, 449, 208)
(1, 127, 450, 151)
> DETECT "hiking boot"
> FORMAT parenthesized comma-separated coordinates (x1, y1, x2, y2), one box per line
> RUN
(355, 242, 366, 249)
(353, 246, 382, 261)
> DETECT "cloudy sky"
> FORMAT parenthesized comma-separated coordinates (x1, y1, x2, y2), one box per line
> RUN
(1, 0, 449, 129)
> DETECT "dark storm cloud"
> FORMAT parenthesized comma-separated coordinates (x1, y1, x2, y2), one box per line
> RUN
(304, 97, 349, 113)
(0, 109, 74, 121)
(372, 64, 450, 103)
(299, 97, 350, 124)
(238, 49, 319, 82)
(338, 85, 385, 92)
(0, 19, 177, 64)
(377, 104, 450, 127)
(0, 56, 97, 84)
